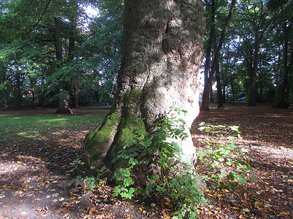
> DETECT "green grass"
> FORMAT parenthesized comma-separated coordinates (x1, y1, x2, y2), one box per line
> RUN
(0, 112, 108, 143)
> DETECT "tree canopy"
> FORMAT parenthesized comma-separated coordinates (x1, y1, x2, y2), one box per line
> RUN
(0, 0, 123, 109)
(0, 0, 292, 110)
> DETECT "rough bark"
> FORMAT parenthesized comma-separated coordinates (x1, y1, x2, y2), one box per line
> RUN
(85, 0, 205, 169)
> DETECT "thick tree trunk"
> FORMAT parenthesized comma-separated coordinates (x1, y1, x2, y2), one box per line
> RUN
(85, 0, 204, 169)
(56, 89, 73, 114)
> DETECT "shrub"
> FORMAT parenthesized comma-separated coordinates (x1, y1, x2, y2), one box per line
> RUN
(112, 109, 205, 217)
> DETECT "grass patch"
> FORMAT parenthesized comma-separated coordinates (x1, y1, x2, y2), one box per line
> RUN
(0, 112, 108, 143)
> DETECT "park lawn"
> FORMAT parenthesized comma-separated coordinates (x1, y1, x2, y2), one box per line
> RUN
(0, 113, 107, 143)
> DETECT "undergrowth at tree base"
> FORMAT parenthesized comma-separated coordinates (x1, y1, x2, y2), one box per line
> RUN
(75, 111, 255, 218)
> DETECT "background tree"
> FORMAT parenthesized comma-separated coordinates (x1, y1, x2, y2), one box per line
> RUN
(201, 0, 237, 110)
(0, 0, 122, 110)
(1, 0, 292, 110)
(269, 0, 293, 108)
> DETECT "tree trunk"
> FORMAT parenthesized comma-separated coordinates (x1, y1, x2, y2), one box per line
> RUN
(15, 72, 23, 108)
(247, 33, 259, 106)
(68, 0, 80, 108)
(56, 89, 73, 114)
(201, 0, 236, 110)
(85, 0, 205, 169)
(273, 24, 291, 108)
(216, 60, 224, 108)
(201, 0, 216, 111)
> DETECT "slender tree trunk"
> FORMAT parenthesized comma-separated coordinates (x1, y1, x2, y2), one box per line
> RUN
(68, 0, 80, 108)
(247, 32, 259, 106)
(201, 0, 236, 110)
(216, 60, 224, 108)
(223, 84, 226, 103)
(85, 0, 205, 170)
(201, 0, 216, 111)
(54, 16, 73, 113)
(273, 24, 291, 108)
(68, 35, 80, 108)
(15, 73, 23, 108)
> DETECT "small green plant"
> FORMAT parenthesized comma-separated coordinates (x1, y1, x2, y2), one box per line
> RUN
(83, 176, 98, 190)
(69, 158, 100, 190)
(197, 122, 253, 189)
(112, 109, 205, 217)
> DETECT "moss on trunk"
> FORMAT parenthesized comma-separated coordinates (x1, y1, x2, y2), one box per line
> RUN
(84, 112, 120, 166)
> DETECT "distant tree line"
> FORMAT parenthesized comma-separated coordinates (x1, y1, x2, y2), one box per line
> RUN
(0, 0, 292, 111)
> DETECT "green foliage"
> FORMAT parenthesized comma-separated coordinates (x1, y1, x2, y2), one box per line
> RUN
(111, 110, 205, 217)
(0, 0, 122, 108)
(83, 176, 99, 190)
(197, 122, 253, 189)
(198, 122, 241, 137)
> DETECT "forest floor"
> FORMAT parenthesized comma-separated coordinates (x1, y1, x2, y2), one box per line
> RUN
(0, 105, 292, 218)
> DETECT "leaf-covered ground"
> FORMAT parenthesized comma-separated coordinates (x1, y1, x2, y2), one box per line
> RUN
(0, 105, 292, 218)
(192, 105, 293, 219)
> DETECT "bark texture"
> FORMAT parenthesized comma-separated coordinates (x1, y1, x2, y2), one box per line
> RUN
(85, 0, 205, 168)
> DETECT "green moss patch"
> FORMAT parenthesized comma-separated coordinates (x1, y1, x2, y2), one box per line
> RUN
(85, 112, 120, 158)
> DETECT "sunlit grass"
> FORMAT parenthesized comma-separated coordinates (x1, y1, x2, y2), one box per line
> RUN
(0, 112, 108, 143)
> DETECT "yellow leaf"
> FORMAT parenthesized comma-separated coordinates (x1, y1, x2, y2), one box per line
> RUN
(208, 211, 214, 215)
(22, 186, 29, 192)
(278, 211, 290, 216)
(255, 201, 262, 206)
